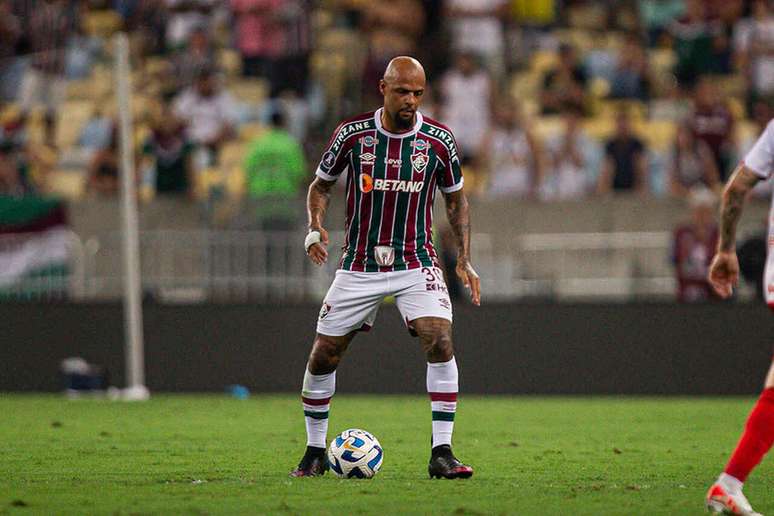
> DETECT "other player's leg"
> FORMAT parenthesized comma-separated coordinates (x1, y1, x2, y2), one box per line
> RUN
(412, 317, 474, 479)
(706, 358, 774, 515)
(290, 332, 355, 477)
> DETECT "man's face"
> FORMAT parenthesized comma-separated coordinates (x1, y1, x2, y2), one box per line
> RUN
(380, 74, 425, 130)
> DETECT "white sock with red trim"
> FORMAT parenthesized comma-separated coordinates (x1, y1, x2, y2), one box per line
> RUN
(427, 357, 458, 447)
(301, 368, 335, 448)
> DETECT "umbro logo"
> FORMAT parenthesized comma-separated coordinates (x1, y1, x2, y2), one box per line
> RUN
(360, 152, 376, 164)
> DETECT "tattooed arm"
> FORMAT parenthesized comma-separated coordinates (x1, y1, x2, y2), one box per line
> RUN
(443, 189, 481, 305)
(708, 165, 762, 297)
(306, 177, 336, 266)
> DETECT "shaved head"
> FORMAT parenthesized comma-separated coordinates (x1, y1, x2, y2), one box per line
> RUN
(379, 56, 426, 132)
(383, 56, 426, 85)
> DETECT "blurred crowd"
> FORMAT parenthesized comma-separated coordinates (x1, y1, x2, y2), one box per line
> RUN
(0, 0, 769, 301)
(0, 0, 771, 206)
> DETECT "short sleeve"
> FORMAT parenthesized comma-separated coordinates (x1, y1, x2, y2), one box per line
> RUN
(743, 121, 774, 180)
(314, 122, 353, 182)
(437, 133, 464, 194)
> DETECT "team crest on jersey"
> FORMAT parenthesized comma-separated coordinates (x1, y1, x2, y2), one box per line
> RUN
(412, 139, 429, 152)
(360, 135, 376, 147)
(360, 152, 376, 164)
(319, 302, 332, 320)
(411, 153, 429, 174)
(321, 151, 336, 170)
(360, 173, 374, 193)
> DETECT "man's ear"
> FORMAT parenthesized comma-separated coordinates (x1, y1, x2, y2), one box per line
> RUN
(379, 80, 386, 96)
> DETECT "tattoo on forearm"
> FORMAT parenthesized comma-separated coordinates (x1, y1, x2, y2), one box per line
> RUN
(446, 195, 471, 260)
(307, 181, 331, 229)
(719, 188, 744, 252)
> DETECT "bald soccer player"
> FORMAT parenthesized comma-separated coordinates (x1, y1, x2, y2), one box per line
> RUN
(290, 57, 481, 479)
(705, 118, 774, 515)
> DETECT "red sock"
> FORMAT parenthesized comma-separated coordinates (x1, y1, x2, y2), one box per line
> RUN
(724, 387, 774, 482)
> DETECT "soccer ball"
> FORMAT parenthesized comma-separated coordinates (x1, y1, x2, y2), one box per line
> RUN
(327, 428, 383, 479)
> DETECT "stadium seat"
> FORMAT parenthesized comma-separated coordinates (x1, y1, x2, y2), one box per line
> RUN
(84, 10, 122, 38)
(638, 120, 677, 152)
(48, 168, 87, 199)
(56, 101, 93, 149)
(533, 116, 564, 141)
(530, 50, 558, 75)
(229, 79, 269, 104)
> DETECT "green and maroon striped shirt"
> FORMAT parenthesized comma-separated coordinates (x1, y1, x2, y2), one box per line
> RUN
(315, 109, 464, 272)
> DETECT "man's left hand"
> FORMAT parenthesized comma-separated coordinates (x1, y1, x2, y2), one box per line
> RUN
(455, 258, 481, 306)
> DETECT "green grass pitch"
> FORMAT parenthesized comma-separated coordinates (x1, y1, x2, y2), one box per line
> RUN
(2, 394, 773, 515)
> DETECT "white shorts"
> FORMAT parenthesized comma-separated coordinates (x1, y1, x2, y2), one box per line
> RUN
(316, 267, 453, 337)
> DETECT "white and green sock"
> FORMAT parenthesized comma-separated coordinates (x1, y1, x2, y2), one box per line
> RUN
(427, 357, 458, 447)
(301, 368, 335, 449)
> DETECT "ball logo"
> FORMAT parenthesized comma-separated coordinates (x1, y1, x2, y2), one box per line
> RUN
(360, 173, 374, 193)
(321, 151, 336, 170)
(360, 135, 376, 147)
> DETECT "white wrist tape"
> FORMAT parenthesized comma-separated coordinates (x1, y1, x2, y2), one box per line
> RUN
(304, 231, 322, 252)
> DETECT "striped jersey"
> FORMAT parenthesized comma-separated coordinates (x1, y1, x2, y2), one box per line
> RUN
(315, 108, 464, 272)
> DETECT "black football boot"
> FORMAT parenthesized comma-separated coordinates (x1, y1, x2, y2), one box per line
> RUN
(289, 446, 329, 477)
(428, 444, 474, 479)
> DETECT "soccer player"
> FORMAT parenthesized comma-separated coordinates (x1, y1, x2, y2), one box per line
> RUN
(289, 56, 481, 479)
(705, 118, 774, 515)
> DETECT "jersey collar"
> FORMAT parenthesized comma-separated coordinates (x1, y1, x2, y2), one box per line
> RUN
(374, 108, 424, 138)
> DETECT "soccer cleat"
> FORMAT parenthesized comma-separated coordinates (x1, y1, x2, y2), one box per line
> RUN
(705, 483, 762, 515)
(289, 446, 329, 477)
(428, 445, 474, 479)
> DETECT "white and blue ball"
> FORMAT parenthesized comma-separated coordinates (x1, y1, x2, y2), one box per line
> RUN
(327, 428, 383, 479)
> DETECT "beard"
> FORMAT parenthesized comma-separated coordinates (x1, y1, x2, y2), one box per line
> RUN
(393, 109, 415, 129)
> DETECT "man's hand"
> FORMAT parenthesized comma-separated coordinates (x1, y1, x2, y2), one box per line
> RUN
(306, 227, 329, 266)
(708, 250, 739, 299)
(455, 258, 481, 306)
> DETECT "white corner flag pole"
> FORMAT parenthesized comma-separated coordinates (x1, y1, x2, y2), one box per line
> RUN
(115, 33, 149, 401)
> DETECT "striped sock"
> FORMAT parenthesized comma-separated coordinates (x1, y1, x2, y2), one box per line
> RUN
(301, 368, 335, 448)
(427, 357, 458, 447)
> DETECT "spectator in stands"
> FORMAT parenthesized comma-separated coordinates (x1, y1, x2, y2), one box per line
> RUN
(172, 25, 216, 92)
(19, 0, 74, 119)
(445, 0, 508, 77)
(671, 186, 719, 303)
(360, 0, 425, 109)
(65, 13, 101, 80)
(439, 52, 492, 164)
(116, 0, 168, 57)
(596, 109, 648, 195)
(172, 67, 238, 168)
(733, 0, 774, 113)
(87, 126, 119, 196)
(141, 103, 194, 197)
(272, 0, 312, 97)
(609, 35, 652, 102)
(668, 0, 725, 87)
(479, 99, 542, 199)
(0, 0, 22, 103)
(242, 108, 305, 230)
(230, 0, 284, 79)
(541, 108, 594, 201)
(165, 0, 215, 50)
(687, 77, 736, 181)
(540, 43, 588, 116)
(667, 123, 721, 198)
(639, 0, 686, 46)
